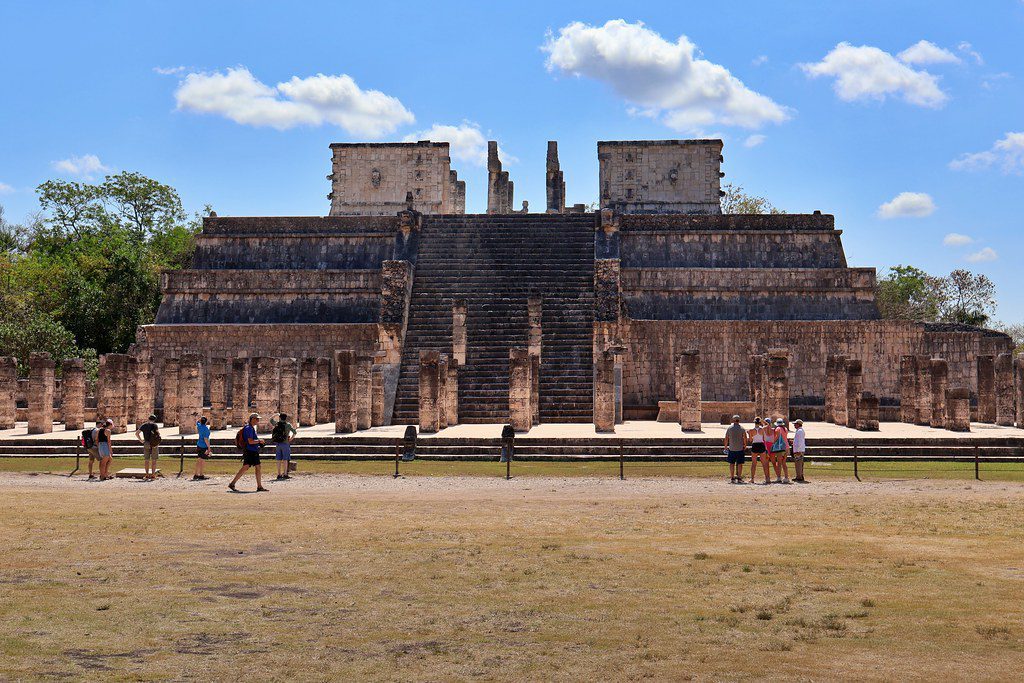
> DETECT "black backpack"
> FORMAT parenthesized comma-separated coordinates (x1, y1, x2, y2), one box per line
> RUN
(271, 421, 288, 443)
(81, 428, 95, 449)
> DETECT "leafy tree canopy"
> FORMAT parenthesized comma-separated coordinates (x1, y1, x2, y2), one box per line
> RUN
(876, 265, 998, 327)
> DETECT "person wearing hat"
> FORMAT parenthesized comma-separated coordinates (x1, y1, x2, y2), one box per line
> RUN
(768, 418, 791, 484)
(229, 412, 267, 492)
(791, 419, 808, 483)
(723, 415, 748, 484)
(135, 414, 162, 481)
(96, 418, 115, 481)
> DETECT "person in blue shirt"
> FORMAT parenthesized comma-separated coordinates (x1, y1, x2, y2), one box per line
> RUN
(229, 412, 268, 492)
(192, 415, 212, 481)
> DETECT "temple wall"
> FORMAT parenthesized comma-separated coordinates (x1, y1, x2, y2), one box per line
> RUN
(599, 140, 723, 214)
(193, 234, 393, 270)
(620, 230, 847, 268)
(329, 142, 457, 216)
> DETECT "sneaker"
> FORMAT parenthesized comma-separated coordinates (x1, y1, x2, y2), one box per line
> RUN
(275, 475, 284, 480)
(775, 478, 783, 484)
(729, 477, 736, 484)
(282, 475, 291, 480)
(228, 482, 237, 492)
(87, 474, 96, 480)
(192, 475, 201, 481)
(796, 478, 810, 484)
(782, 478, 792, 484)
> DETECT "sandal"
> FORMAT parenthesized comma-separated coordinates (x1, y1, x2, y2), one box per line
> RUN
(228, 482, 237, 491)
(256, 487, 269, 492)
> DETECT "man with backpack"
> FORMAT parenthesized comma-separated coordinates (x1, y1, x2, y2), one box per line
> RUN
(269, 412, 296, 480)
(135, 414, 162, 481)
(82, 423, 100, 480)
(229, 412, 267, 492)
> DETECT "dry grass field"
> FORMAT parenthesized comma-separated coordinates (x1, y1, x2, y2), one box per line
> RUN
(1, 469, 1023, 681)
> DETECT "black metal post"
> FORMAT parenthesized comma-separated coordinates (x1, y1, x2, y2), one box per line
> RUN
(177, 436, 184, 478)
(505, 443, 512, 480)
(70, 443, 81, 477)
(393, 442, 400, 478)
(619, 442, 624, 480)
(853, 445, 860, 482)
(975, 444, 980, 481)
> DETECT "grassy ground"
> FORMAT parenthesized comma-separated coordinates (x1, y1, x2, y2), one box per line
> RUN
(0, 472, 1022, 680)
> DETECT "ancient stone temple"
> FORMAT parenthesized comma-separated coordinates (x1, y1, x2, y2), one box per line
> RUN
(134, 138, 1014, 429)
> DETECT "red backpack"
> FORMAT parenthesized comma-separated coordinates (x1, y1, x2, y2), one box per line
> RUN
(235, 428, 247, 451)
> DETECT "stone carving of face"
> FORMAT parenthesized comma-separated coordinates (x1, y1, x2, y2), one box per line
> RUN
(371, 169, 382, 188)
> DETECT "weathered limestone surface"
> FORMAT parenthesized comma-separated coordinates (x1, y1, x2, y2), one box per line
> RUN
(845, 359, 863, 429)
(594, 259, 621, 323)
(946, 388, 971, 432)
(914, 355, 932, 426)
(134, 357, 154, 427)
(162, 358, 180, 427)
(452, 301, 467, 367)
(594, 350, 616, 433)
(750, 355, 765, 419)
(995, 352, 1014, 427)
(445, 360, 458, 427)
(829, 354, 848, 426)
(371, 365, 386, 427)
(100, 354, 131, 434)
(530, 354, 540, 427)
(856, 392, 879, 431)
(177, 354, 203, 435)
(252, 357, 280, 432)
(28, 353, 55, 434)
(487, 141, 514, 214)
(418, 350, 441, 434)
(509, 349, 532, 432)
(528, 298, 543, 362)
(61, 358, 86, 430)
(899, 355, 917, 423)
(278, 358, 299, 424)
(929, 359, 949, 429)
(231, 359, 250, 427)
(334, 350, 356, 434)
(126, 356, 138, 428)
(436, 355, 449, 431)
(765, 350, 789, 424)
(546, 141, 566, 213)
(0, 357, 17, 429)
(355, 356, 373, 431)
(316, 357, 332, 424)
(599, 140, 723, 215)
(676, 350, 701, 431)
(977, 355, 995, 423)
(1016, 356, 1024, 427)
(208, 358, 228, 430)
(298, 359, 317, 427)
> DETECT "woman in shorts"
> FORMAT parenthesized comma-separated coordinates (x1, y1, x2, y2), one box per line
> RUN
(96, 418, 114, 480)
(193, 415, 211, 481)
(769, 418, 791, 484)
(747, 417, 770, 484)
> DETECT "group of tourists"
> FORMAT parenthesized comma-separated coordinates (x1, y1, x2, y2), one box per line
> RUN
(723, 415, 808, 484)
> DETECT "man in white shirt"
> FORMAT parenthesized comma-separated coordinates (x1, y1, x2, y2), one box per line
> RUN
(792, 419, 808, 483)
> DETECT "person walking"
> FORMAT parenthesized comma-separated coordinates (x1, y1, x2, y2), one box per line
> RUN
(270, 412, 296, 480)
(747, 417, 771, 484)
(192, 415, 211, 481)
(135, 414, 162, 481)
(229, 413, 267, 492)
(83, 423, 100, 480)
(791, 419, 808, 483)
(724, 415, 748, 484)
(96, 418, 114, 481)
(769, 418, 791, 484)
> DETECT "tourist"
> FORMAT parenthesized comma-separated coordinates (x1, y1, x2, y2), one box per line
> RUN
(747, 417, 770, 484)
(500, 424, 515, 462)
(791, 419, 808, 483)
(723, 415, 748, 483)
(229, 412, 267, 492)
(769, 418, 791, 484)
(192, 415, 211, 481)
(82, 422, 100, 480)
(96, 418, 114, 481)
(135, 414, 161, 481)
(270, 412, 296, 480)
(402, 425, 417, 461)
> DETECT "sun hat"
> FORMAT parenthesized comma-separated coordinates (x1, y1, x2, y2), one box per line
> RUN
(794, 419, 803, 426)
(732, 414, 741, 422)
(775, 418, 785, 426)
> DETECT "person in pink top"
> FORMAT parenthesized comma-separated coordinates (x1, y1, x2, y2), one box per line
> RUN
(769, 418, 791, 484)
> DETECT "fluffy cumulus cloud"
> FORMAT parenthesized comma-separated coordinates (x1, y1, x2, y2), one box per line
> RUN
(801, 42, 950, 107)
(543, 20, 789, 132)
(897, 40, 961, 65)
(402, 122, 493, 166)
(0, 182, 14, 195)
(877, 192, 936, 219)
(174, 67, 415, 138)
(966, 247, 998, 263)
(943, 232, 974, 246)
(743, 134, 766, 148)
(949, 132, 1024, 173)
(51, 154, 110, 179)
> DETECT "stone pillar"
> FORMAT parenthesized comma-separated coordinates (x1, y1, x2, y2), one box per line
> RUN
(445, 360, 459, 427)
(594, 349, 616, 433)
(334, 350, 356, 434)
(530, 353, 540, 426)
(298, 359, 318, 427)
(750, 355, 765, 418)
(208, 358, 229, 430)
(452, 301, 467, 367)
(371, 365, 386, 427)
(528, 298, 542, 362)
(278, 358, 299, 425)
(436, 355, 449, 431)
(1016, 356, 1024, 428)
(252, 357, 280, 432)
(856, 392, 879, 431)
(509, 348, 532, 432)
(487, 141, 512, 214)
(0, 357, 17, 429)
(177, 354, 203, 435)
(28, 353, 55, 434)
(230, 359, 250, 428)
(995, 352, 1014, 427)
(594, 259, 621, 323)
(929, 359, 948, 429)
(845, 359, 863, 429)
(915, 355, 932, 426)
(418, 350, 441, 434)
(162, 358, 180, 427)
(977, 355, 995, 423)
(316, 357, 332, 424)
(766, 350, 789, 425)
(676, 349, 701, 432)
(946, 388, 971, 432)
(545, 140, 566, 213)
(61, 358, 86, 430)
(134, 357, 154, 427)
(829, 355, 848, 426)
(899, 355, 918, 423)
(125, 356, 138, 428)
(100, 354, 130, 434)
(354, 355, 373, 431)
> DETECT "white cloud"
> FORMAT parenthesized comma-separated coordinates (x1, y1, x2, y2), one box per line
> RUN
(743, 134, 766, 148)
(543, 20, 789, 132)
(751, 55, 768, 67)
(153, 66, 187, 75)
(877, 191, 936, 219)
(966, 247, 998, 263)
(957, 41, 983, 65)
(51, 154, 110, 179)
(943, 232, 974, 246)
(981, 72, 1011, 90)
(897, 40, 961, 65)
(0, 182, 14, 195)
(403, 122, 490, 166)
(949, 132, 1024, 173)
(801, 42, 948, 107)
(174, 67, 415, 138)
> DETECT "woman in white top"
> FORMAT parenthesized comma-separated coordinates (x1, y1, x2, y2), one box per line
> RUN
(769, 418, 791, 484)
(747, 417, 770, 484)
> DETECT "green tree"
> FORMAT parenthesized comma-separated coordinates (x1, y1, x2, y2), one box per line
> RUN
(720, 183, 785, 214)
(941, 269, 996, 326)
(991, 322, 1024, 353)
(875, 265, 945, 321)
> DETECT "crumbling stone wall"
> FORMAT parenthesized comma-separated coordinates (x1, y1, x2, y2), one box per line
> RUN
(599, 140, 723, 214)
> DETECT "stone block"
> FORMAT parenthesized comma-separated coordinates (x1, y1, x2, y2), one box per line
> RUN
(27, 353, 55, 434)
(509, 349, 533, 433)
(845, 359, 863, 429)
(929, 359, 948, 429)
(252, 357, 280, 432)
(0, 357, 17, 429)
(995, 352, 1014, 427)
(656, 400, 678, 422)
(828, 355, 848, 426)
(1016, 355, 1024, 428)
(335, 350, 357, 434)
(134, 357, 155, 427)
(445, 360, 458, 427)
(371, 365, 386, 427)
(914, 355, 932, 426)
(230, 358, 250, 428)
(99, 354, 131, 434)
(162, 358, 180, 427)
(418, 350, 441, 434)
(946, 387, 971, 432)
(316, 357, 332, 424)
(766, 349, 789, 425)
(298, 358, 318, 427)
(899, 355, 917, 423)
(977, 355, 995, 423)
(177, 354, 203, 435)
(354, 356, 372, 431)
(594, 349, 616, 433)
(856, 392, 879, 431)
(530, 353, 540, 426)
(208, 358, 229, 430)
(676, 349, 701, 431)
(278, 358, 300, 425)
(61, 358, 86, 430)
(452, 301, 467, 367)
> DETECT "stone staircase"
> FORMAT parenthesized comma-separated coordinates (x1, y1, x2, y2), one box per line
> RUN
(392, 213, 597, 424)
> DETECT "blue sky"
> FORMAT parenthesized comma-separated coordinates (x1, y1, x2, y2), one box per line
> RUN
(1, 1, 1022, 321)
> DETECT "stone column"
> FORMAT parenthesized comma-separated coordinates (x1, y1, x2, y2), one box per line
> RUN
(356, 355, 373, 431)
(316, 357, 332, 424)
(436, 355, 449, 431)
(61, 358, 86, 430)
(929, 359, 948, 429)
(100, 354, 130, 434)
(134, 357, 154, 427)
(445, 360, 459, 427)
(914, 355, 932, 426)
(252, 357, 280, 432)
(177, 354, 203, 435)
(676, 349, 701, 432)
(766, 350, 789, 425)
(230, 358, 250, 428)
(856, 392, 879, 431)
(208, 358, 229, 430)
(530, 353, 540, 426)
(594, 349, 616, 433)
(528, 298, 542, 363)
(125, 356, 138, 428)
(1016, 356, 1024, 428)
(0, 357, 17, 429)
(822, 355, 837, 424)
(829, 355, 848, 426)
(28, 353, 55, 434)
(945, 388, 971, 432)
(162, 358, 180, 427)
(334, 350, 356, 434)
(509, 348, 532, 432)
(278, 358, 299, 424)
(899, 355, 918, 423)
(452, 301, 467, 367)
(418, 350, 441, 434)
(845, 359, 863, 429)
(995, 352, 1015, 427)
(298, 359, 318, 427)
(977, 355, 995, 423)
(371, 365, 386, 427)
(750, 355, 765, 418)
